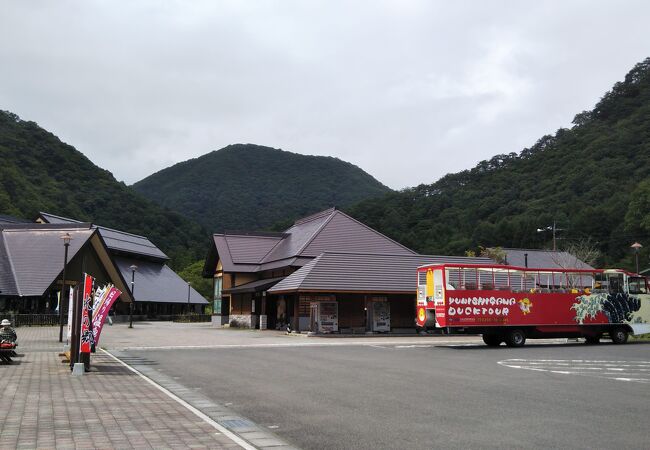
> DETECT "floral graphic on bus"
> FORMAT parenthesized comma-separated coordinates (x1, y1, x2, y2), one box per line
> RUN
(518, 298, 533, 315)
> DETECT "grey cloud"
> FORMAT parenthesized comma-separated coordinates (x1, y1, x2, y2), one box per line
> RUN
(1, 0, 649, 189)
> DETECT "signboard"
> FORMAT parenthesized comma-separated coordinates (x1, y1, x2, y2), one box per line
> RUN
(439, 290, 645, 329)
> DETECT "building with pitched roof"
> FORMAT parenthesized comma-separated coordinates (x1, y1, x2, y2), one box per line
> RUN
(0, 222, 132, 314)
(502, 248, 594, 270)
(36, 212, 207, 316)
(203, 208, 491, 332)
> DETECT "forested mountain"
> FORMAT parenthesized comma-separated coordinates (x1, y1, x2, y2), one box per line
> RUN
(347, 58, 650, 268)
(0, 111, 208, 268)
(132, 144, 391, 231)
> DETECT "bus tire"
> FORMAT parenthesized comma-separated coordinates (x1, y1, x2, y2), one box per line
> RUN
(505, 329, 526, 347)
(482, 334, 502, 347)
(610, 327, 629, 345)
(585, 335, 601, 345)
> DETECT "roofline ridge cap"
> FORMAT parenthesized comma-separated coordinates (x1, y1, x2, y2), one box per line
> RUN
(292, 207, 336, 226)
(294, 210, 337, 256)
(259, 234, 289, 263)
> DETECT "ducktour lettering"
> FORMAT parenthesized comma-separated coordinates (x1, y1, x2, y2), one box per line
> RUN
(447, 296, 516, 317)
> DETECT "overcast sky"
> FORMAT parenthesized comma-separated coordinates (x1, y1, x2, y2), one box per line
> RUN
(1, 1, 649, 189)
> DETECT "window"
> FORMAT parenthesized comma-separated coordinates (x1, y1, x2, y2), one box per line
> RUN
(629, 277, 648, 294)
(214, 276, 223, 314)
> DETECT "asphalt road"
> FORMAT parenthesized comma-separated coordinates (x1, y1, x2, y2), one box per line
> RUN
(127, 340, 650, 449)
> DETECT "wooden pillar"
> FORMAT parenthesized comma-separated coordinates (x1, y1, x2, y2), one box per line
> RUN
(293, 294, 300, 332)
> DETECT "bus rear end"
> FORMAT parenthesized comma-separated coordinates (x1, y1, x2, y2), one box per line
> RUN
(416, 265, 446, 330)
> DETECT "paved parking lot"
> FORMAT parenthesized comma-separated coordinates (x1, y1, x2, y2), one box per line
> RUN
(101, 323, 650, 450)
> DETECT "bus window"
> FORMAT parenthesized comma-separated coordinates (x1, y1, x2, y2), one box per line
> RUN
(608, 274, 624, 294)
(433, 269, 443, 302)
(629, 277, 649, 294)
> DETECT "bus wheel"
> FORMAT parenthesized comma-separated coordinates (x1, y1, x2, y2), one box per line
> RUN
(505, 329, 526, 347)
(585, 335, 601, 345)
(610, 327, 629, 345)
(482, 334, 502, 347)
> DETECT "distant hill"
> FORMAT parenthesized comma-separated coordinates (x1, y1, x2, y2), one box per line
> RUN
(132, 144, 391, 231)
(0, 111, 208, 269)
(347, 58, 650, 267)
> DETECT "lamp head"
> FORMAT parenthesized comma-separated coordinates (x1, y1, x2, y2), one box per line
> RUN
(631, 242, 643, 251)
(130, 264, 138, 271)
(60, 232, 72, 245)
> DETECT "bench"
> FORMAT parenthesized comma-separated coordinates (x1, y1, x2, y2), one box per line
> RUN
(0, 343, 17, 363)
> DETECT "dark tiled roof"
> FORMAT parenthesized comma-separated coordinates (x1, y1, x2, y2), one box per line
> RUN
(268, 252, 493, 294)
(299, 210, 416, 257)
(0, 214, 29, 225)
(0, 225, 94, 296)
(39, 212, 168, 261)
(37, 212, 83, 224)
(223, 277, 285, 294)
(114, 257, 207, 304)
(260, 209, 334, 262)
(224, 234, 284, 264)
(98, 227, 168, 261)
(502, 248, 594, 270)
(207, 208, 418, 274)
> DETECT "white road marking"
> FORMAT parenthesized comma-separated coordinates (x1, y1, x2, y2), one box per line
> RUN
(499, 359, 650, 383)
(101, 349, 257, 450)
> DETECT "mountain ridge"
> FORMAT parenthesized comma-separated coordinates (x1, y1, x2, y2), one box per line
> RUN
(132, 143, 391, 232)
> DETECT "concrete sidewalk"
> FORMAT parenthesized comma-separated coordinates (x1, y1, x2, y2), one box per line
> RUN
(0, 327, 244, 449)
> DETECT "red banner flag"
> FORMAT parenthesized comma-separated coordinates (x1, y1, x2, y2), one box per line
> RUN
(92, 286, 121, 346)
(80, 273, 94, 354)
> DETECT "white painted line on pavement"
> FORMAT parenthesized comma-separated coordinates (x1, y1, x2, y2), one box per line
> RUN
(100, 348, 257, 450)
(499, 359, 650, 383)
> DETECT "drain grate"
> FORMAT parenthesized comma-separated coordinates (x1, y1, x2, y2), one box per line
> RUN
(220, 419, 255, 431)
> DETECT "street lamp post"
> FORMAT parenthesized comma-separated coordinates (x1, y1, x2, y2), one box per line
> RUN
(631, 242, 643, 274)
(59, 232, 72, 343)
(129, 264, 137, 329)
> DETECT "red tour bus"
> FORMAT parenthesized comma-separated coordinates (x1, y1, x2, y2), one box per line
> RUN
(416, 263, 650, 347)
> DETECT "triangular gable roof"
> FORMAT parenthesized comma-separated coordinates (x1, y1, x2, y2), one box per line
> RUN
(0, 224, 94, 296)
(297, 209, 416, 258)
(0, 223, 132, 300)
(38, 212, 168, 261)
(268, 252, 493, 294)
(204, 208, 418, 275)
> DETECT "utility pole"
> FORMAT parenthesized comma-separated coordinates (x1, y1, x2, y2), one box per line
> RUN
(537, 221, 563, 251)
(631, 242, 643, 274)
